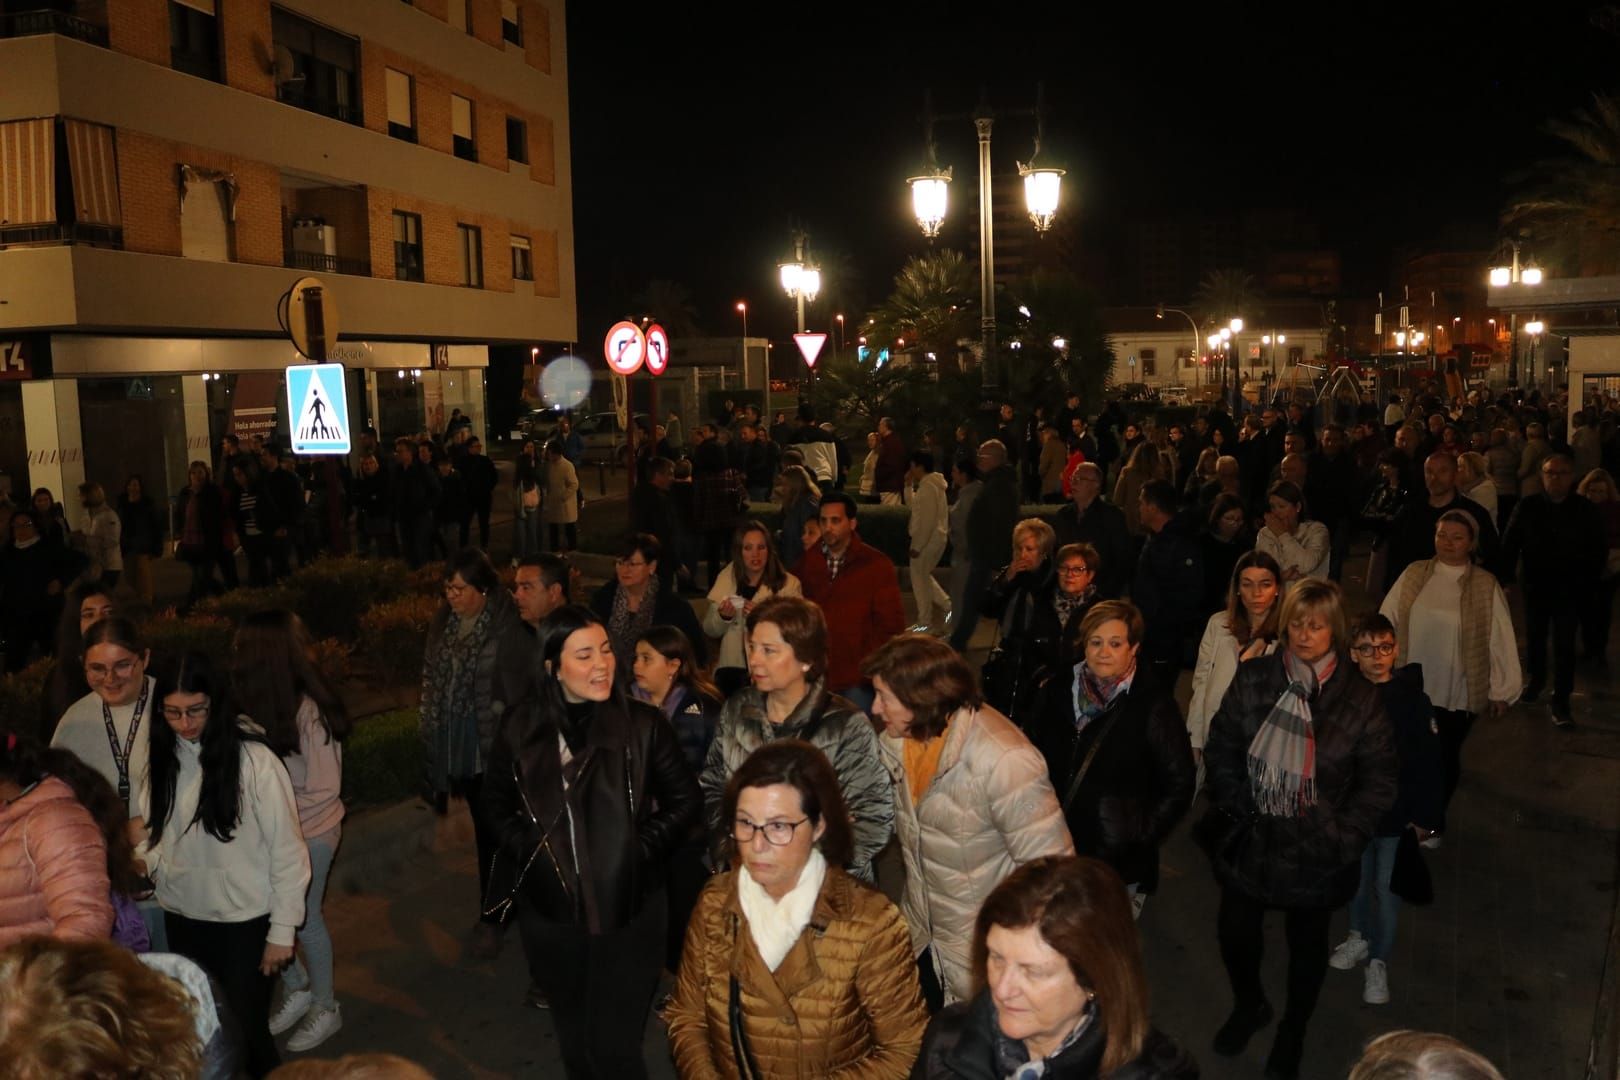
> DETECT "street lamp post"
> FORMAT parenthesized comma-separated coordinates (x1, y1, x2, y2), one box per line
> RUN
(907, 85, 1066, 392)
(1524, 320, 1545, 391)
(1262, 333, 1286, 387)
(779, 231, 822, 393)
(1156, 304, 1202, 396)
(1488, 241, 1544, 390)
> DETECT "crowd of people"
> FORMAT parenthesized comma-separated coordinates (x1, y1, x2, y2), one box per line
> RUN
(2, 376, 1606, 1079)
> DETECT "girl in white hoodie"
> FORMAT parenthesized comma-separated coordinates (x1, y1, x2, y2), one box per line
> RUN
(137, 651, 309, 1079)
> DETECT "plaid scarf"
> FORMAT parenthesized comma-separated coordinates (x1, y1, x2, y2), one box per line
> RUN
(1052, 584, 1094, 629)
(1071, 661, 1134, 731)
(992, 1000, 1095, 1080)
(821, 541, 847, 581)
(1247, 649, 1336, 817)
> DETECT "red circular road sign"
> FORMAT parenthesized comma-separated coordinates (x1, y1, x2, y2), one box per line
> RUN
(645, 324, 670, 375)
(604, 321, 645, 375)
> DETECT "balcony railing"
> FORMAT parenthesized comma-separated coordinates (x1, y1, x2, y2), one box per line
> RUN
(285, 249, 371, 277)
(0, 222, 122, 249)
(275, 85, 362, 127)
(0, 10, 109, 47)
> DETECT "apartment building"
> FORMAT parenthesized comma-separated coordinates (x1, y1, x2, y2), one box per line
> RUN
(0, 0, 574, 515)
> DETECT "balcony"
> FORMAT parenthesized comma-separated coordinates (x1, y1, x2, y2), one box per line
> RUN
(275, 85, 362, 126)
(0, 222, 121, 249)
(0, 9, 108, 47)
(284, 248, 370, 277)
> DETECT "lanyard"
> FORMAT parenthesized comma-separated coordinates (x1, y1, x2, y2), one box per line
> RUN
(102, 678, 148, 803)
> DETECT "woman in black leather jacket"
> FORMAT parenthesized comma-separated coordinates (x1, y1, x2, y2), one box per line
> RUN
(482, 604, 701, 1080)
(1027, 601, 1195, 902)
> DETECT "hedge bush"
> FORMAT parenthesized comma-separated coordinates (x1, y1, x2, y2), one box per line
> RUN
(281, 556, 412, 641)
(195, 586, 294, 626)
(142, 611, 235, 671)
(0, 659, 49, 737)
(311, 637, 352, 685)
(343, 707, 422, 807)
(357, 594, 439, 687)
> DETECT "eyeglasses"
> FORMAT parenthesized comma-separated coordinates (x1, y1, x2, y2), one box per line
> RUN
(733, 817, 809, 846)
(443, 582, 471, 597)
(1352, 643, 1396, 657)
(86, 658, 138, 681)
(161, 702, 211, 722)
(616, 558, 649, 569)
(1057, 565, 1092, 576)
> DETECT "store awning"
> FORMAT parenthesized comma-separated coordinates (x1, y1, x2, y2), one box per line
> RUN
(64, 119, 121, 228)
(0, 118, 57, 227)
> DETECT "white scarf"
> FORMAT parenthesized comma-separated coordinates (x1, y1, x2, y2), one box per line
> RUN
(736, 848, 827, 972)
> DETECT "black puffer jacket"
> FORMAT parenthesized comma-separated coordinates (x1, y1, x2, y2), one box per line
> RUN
(1027, 666, 1195, 893)
(911, 990, 1198, 1080)
(482, 695, 701, 933)
(1202, 651, 1397, 909)
(1374, 663, 1444, 838)
(979, 561, 1096, 725)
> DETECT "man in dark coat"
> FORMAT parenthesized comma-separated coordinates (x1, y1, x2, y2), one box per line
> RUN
(1133, 480, 1203, 681)
(393, 437, 440, 569)
(460, 436, 499, 549)
(257, 448, 306, 581)
(1049, 462, 1134, 600)
(631, 457, 685, 592)
(1380, 452, 1499, 593)
(1305, 424, 1359, 581)
(948, 439, 1021, 652)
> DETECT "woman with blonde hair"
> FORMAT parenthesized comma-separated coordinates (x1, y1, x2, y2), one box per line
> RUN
(1113, 441, 1162, 536)
(1202, 578, 1397, 1080)
(912, 855, 1197, 1079)
(979, 517, 1061, 719)
(1348, 1030, 1505, 1080)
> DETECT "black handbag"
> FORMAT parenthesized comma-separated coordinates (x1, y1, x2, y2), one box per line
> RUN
(1388, 829, 1434, 905)
(729, 976, 763, 1080)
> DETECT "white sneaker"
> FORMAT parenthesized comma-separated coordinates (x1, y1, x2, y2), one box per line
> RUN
(268, 989, 312, 1036)
(1328, 934, 1368, 970)
(285, 1003, 343, 1052)
(1363, 959, 1390, 1004)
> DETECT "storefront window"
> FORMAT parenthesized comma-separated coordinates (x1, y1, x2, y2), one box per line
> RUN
(78, 376, 189, 509)
(0, 384, 28, 502)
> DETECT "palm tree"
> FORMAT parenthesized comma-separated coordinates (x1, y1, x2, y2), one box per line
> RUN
(864, 250, 978, 365)
(1001, 269, 1114, 408)
(629, 279, 702, 339)
(1193, 268, 1264, 325)
(1503, 92, 1620, 276)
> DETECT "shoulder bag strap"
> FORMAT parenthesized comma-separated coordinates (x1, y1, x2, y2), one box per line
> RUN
(1061, 707, 1125, 812)
(729, 975, 763, 1080)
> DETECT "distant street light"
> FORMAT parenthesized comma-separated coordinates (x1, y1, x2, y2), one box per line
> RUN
(1488, 240, 1546, 387)
(1525, 319, 1545, 389)
(778, 230, 820, 335)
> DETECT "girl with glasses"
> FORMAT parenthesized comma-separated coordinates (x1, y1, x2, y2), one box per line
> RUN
(134, 651, 310, 1078)
(665, 740, 927, 1078)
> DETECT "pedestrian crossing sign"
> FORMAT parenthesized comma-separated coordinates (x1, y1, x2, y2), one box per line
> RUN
(286, 362, 350, 454)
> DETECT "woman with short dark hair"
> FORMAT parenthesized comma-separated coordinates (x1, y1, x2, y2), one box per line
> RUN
(864, 633, 1072, 1009)
(1201, 578, 1398, 1080)
(482, 604, 700, 1080)
(419, 548, 522, 961)
(666, 740, 927, 1078)
(1257, 480, 1329, 584)
(590, 532, 707, 673)
(1028, 601, 1195, 907)
(701, 596, 892, 883)
(912, 855, 1198, 1079)
(1200, 492, 1256, 614)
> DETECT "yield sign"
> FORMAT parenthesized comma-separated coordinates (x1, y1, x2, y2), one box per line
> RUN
(794, 332, 828, 369)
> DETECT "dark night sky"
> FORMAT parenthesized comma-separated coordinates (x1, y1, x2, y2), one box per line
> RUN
(564, 1, 1613, 342)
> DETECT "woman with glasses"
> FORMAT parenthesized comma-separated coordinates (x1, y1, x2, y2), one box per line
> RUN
(1188, 552, 1284, 767)
(702, 520, 801, 697)
(0, 507, 75, 673)
(666, 740, 927, 1079)
(865, 634, 1072, 1010)
(419, 549, 523, 962)
(51, 618, 155, 819)
(1379, 510, 1520, 840)
(483, 605, 700, 1080)
(1201, 579, 1396, 1080)
(590, 532, 708, 675)
(133, 650, 310, 1079)
(981, 525, 1100, 726)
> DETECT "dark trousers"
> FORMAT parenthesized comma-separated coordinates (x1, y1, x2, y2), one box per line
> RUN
(1217, 886, 1332, 1040)
(916, 946, 946, 1015)
(1525, 589, 1580, 705)
(265, 534, 292, 582)
(664, 839, 708, 970)
(947, 561, 992, 652)
(242, 536, 273, 587)
(1582, 575, 1619, 658)
(517, 895, 666, 1079)
(471, 497, 492, 548)
(1327, 520, 1351, 582)
(402, 516, 434, 568)
(167, 911, 278, 1078)
(1432, 707, 1475, 833)
(186, 554, 224, 605)
(454, 774, 502, 925)
(549, 522, 578, 552)
(703, 528, 730, 586)
(1496, 494, 1518, 534)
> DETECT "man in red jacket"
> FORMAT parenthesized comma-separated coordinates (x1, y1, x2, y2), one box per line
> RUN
(797, 492, 905, 712)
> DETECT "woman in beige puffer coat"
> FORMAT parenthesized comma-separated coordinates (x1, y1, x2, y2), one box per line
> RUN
(864, 635, 1074, 1007)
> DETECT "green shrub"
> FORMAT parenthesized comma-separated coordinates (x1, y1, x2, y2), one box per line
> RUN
(343, 707, 422, 807)
(401, 562, 447, 598)
(195, 586, 294, 626)
(357, 594, 439, 688)
(0, 659, 51, 738)
(282, 556, 411, 640)
(312, 636, 352, 684)
(142, 611, 235, 670)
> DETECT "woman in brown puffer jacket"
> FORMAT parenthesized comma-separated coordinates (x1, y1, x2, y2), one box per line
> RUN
(0, 734, 114, 947)
(666, 740, 927, 1079)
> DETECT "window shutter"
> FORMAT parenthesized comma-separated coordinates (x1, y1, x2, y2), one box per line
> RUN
(451, 96, 473, 140)
(385, 69, 412, 128)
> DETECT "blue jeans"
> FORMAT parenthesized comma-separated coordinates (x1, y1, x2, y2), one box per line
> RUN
(514, 509, 540, 560)
(282, 832, 339, 1009)
(1348, 835, 1401, 961)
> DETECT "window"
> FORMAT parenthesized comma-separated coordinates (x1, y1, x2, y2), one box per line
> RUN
(386, 69, 415, 142)
(1287, 345, 1305, 366)
(1177, 347, 1195, 369)
(169, 0, 220, 81)
(501, 0, 522, 44)
(458, 224, 483, 287)
(451, 95, 476, 161)
(393, 211, 423, 281)
(449, 0, 471, 32)
(1140, 348, 1157, 378)
(510, 235, 532, 281)
(505, 115, 528, 164)
(271, 7, 361, 125)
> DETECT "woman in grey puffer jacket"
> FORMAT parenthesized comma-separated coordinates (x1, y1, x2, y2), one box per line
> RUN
(699, 596, 893, 881)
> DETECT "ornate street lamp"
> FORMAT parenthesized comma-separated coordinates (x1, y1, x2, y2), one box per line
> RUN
(1020, 164, 1064, 234)
(779, 230, 820, 334)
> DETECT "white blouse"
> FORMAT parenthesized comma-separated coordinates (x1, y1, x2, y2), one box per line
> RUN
(1256, 520, 1331, 584)
(1380, 561, 1522, 712)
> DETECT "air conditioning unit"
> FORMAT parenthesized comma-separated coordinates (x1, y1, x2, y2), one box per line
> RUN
(291, 224, 336, 258)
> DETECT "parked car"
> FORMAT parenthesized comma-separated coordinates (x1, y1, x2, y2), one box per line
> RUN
(1162, 384, 1191, 406)
(515, 407, 565, 443)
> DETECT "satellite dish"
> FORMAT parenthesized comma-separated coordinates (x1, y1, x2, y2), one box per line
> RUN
(273, 43, 305, 87)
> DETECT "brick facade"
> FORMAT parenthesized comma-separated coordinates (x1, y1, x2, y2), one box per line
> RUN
(118, 131, 282, 267)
